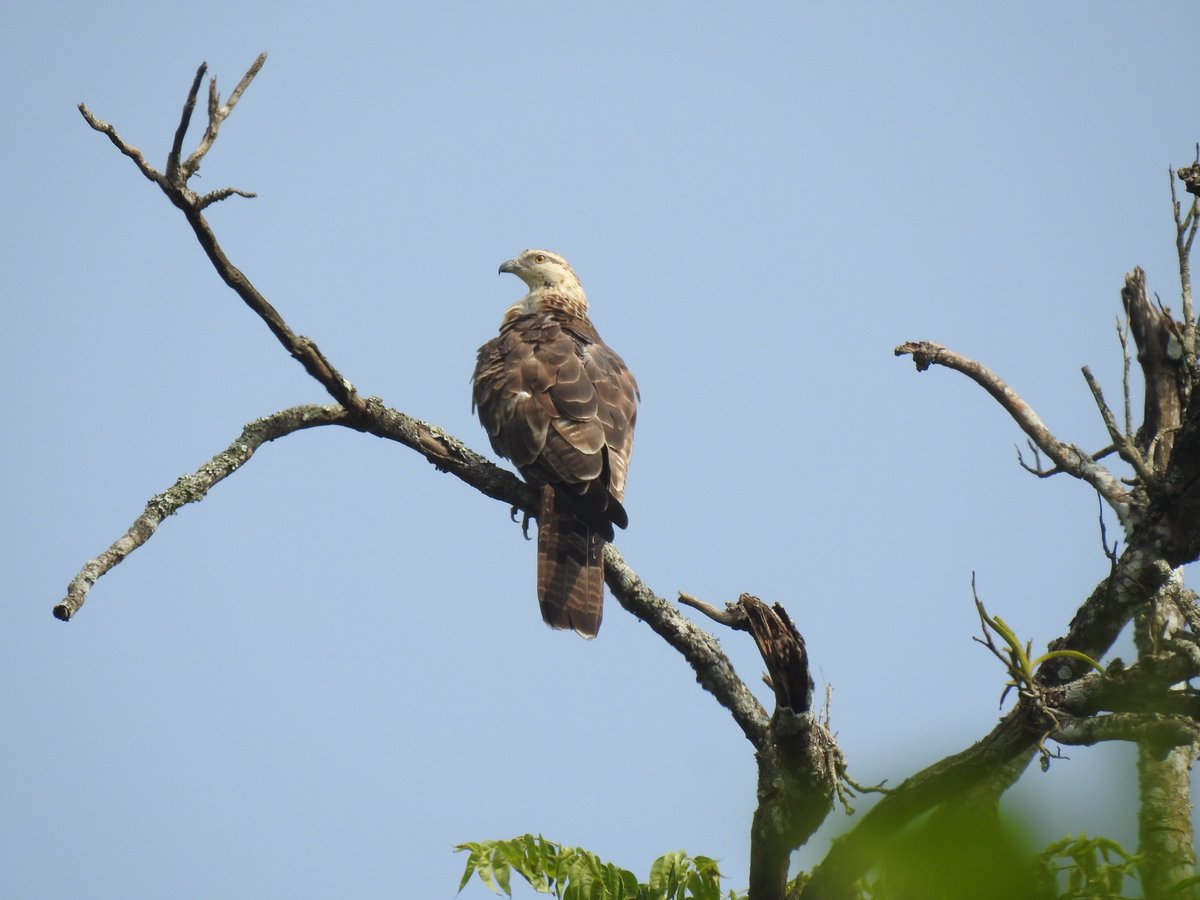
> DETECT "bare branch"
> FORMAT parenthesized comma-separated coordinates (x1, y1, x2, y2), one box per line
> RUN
(52, 390, 774, 758)
(189, 215, 363, 410)
(356, 397, 534, 510)
(1118, 314, 1134, 438)
(1082, 365, 1160, 487)
(677, 591, 748, 629)
(1016, 440, 1117, 479)
(51, 394, 544, 624)
(1082, 364, 1121, 442)
(1015, 439, 1054, 477)
(81, 58, 359, 412)
(54, 405, 349, 621)
(182, 53, 267, 181)
(1097, 492, 1120, 567)
(606, 554, 769, 747)
(76, 104, 161, 185)
(895, 341, 1134, 525)
(840, 773, 893, 797)
(197, 186, 258, 209)
(1171, 163, 1199, 341)
(167, 63, 206, 180)
(1052, 712, 1198, 751)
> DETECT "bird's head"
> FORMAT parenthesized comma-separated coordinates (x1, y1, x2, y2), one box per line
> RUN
(499, 249, 586, 302)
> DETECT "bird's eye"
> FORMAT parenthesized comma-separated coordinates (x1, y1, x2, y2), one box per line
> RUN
(534, 254, 546, 263)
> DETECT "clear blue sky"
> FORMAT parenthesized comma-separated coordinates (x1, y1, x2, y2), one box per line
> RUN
(2, 2, 1196, 896)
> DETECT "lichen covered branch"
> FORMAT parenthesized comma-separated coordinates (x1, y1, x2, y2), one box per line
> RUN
(605, 555, 769, 747)
(1051, 713, 1198, 751)
(54, 405, 349, 621)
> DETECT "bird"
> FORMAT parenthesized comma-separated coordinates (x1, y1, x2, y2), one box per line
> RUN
(472, 249, 639, 638)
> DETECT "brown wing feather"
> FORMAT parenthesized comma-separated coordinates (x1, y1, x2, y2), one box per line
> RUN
(473, 310, 637, 635)
(581, 340, 638, 501)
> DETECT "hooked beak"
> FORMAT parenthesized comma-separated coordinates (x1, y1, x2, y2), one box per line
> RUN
(498, 258, 520, 276)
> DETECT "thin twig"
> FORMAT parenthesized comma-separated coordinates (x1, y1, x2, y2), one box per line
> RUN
(181, 54, 267, 180)
(1082, 365, 1159, 488)
(842, 774, 893, 796)
(197, 187, 258, 209)
(1171, 163, 1199, 342)
(1017, 439, 1115, 479)
(1015, 439, 1052, 477)
(1118, 314, 1133, 439)
(678, 591, 748, 629)
(167, 63, 206, 180)
(1097, 492, 1120, 567)
(76, 104, 160, 184)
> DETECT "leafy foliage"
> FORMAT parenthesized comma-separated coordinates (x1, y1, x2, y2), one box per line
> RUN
(457, 828, 1161, 900)
(455, 835, 737, 900)
(1034, 834, 1140, 899)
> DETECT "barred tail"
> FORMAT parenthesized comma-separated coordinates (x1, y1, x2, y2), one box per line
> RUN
(536, 484, 604, 638)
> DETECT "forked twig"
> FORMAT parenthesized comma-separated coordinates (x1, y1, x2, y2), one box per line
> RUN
(183, 54, 266, 180)
(79, 55, 359, 412)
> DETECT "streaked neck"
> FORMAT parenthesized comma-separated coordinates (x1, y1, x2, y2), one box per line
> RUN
(504, 287, 589, 323)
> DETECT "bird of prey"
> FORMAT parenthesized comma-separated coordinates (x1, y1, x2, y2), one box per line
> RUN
(472, 249, 639, 638)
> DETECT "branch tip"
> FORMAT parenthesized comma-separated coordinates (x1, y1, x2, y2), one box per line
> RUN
(678, 591, 747, 629)
(896, 340, 1133, 525)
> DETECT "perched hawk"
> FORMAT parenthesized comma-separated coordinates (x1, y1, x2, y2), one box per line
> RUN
(472, 249, 639, 638)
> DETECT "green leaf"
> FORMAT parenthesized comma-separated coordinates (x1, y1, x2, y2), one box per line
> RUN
(456, 843, 482, 895)
(648, 850, 687, 899)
